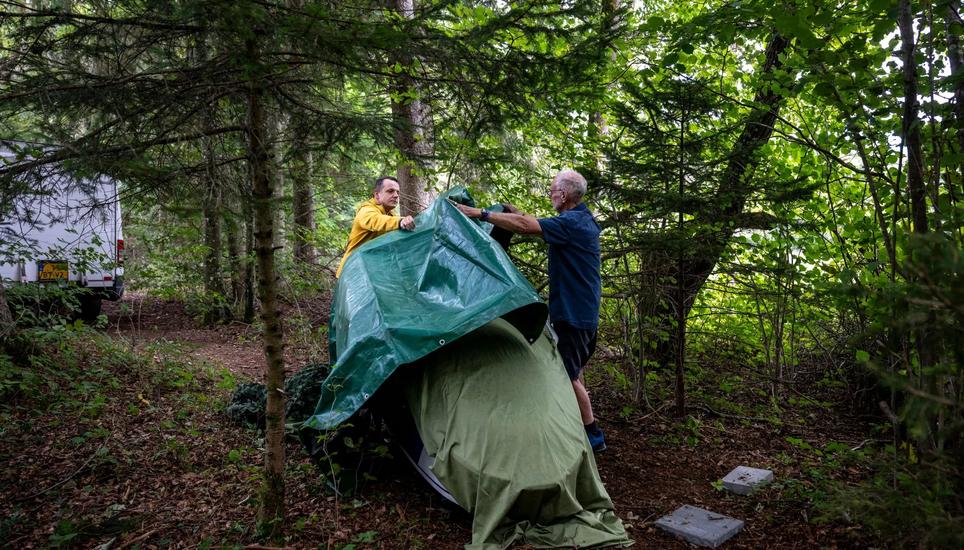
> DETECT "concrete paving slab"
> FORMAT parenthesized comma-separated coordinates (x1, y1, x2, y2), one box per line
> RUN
(721, 466, 774, 495)
(655, 504, 744, 548)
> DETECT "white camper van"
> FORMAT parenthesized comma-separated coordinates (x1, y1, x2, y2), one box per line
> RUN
(1, 142, 125, 319)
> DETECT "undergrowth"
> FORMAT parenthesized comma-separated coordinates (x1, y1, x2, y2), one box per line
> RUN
(0, 322, 240, 547)
(817, 448, 964, 548)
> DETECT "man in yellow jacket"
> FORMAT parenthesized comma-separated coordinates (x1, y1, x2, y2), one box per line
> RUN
(336, 176, 415, 277)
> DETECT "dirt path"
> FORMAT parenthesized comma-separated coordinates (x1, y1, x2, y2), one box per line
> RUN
(104, 291, 330, 382)
(87, 293, 873, 549)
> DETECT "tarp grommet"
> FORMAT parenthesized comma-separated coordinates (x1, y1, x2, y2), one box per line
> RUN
(439, 339, 446, 345)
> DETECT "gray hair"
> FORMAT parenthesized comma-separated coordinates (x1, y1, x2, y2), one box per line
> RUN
(555, 169, 587, 200)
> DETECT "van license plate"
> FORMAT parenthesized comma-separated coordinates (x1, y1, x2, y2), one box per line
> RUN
(38, 261, 69, 282)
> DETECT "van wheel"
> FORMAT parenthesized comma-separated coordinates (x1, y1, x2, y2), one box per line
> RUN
(78, 295, 102, 321)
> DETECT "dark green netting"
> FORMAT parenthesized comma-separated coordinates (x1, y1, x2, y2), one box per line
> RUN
(225, 382, 266, 428)
(226, 363, 330, 429)
(305, 188, 548, 431)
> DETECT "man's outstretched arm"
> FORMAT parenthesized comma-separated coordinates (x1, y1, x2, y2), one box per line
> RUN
(357, 205, 415, 231)
(450, 200, 541, 235)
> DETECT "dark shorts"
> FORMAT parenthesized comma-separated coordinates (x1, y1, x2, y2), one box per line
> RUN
(553, 320, 598, 381)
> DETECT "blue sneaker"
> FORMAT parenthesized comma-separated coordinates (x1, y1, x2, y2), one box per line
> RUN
(587, 429, 607, 453)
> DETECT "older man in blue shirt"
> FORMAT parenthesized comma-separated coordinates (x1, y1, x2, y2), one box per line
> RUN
(453, 170, 605, 452)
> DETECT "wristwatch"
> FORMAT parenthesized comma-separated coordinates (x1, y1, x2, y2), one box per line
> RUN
(480, 208, 490, 222)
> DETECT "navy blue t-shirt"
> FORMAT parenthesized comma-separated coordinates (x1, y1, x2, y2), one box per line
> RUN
(538, 203, 601, 330)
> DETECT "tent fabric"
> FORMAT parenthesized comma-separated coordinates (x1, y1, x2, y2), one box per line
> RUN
(400, 318, 632, 549)
(305, 188, 548, 431)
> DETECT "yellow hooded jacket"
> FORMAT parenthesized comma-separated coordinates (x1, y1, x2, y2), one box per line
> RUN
(336, 198, 400, 277)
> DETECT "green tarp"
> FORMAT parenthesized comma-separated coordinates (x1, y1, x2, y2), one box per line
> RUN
(399, 317, 631, 549)
(305, 188, 548, 431)
(305, 189, 630, 549)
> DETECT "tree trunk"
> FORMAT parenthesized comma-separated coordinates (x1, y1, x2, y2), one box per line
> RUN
(899, 0, 928, 236)
(682, 32, 789, 304)
(246, 36, 286, 540)
(0, 283, 13, 338)
(226, 207, 245, 308)
(291, 127, 316, 264)
(200, 119, 230, 324)
(675, 100, 687, 417)
(389, 0, 435, 216)
(589, 0, 619, 151)
(648, 33, 790, 377)
(674, 269, 686, 416)
(192, 30, 230, 324)
(202, 182, 229, 324)
(272, 116, 287, 251)
(899, 0, 938, 449)
(243, 211, 256, 324)
(945, 0, 964, 180)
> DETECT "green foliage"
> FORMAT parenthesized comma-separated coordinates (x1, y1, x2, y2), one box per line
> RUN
(125, 210, 213, 299)
(678, 415, 703, 447)
(0, 323, 118, 407)
(598, 360, 632, 393)
(4, 283, 87, 329)
(226, 447, 250, 467)
(276, 257, 333, 304)
(335, 530, 380, 550)
(48, 519, 82, 547)
(0, 508, 23, 542)
(825, 232, 964, 547)
(818, 451, 964, 548)
(766, 438, 869, 512)
(0, 351, 38, 402)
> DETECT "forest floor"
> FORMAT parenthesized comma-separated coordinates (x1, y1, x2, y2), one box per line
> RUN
(0, 293, 880, 549)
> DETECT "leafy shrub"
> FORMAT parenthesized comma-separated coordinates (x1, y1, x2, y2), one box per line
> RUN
(0, 351, 38, 403)
(0, 323, 120, 407)
(823, 234, 964, 549)
(4, 283, 88, 329)
(819, 453, 964, 548)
